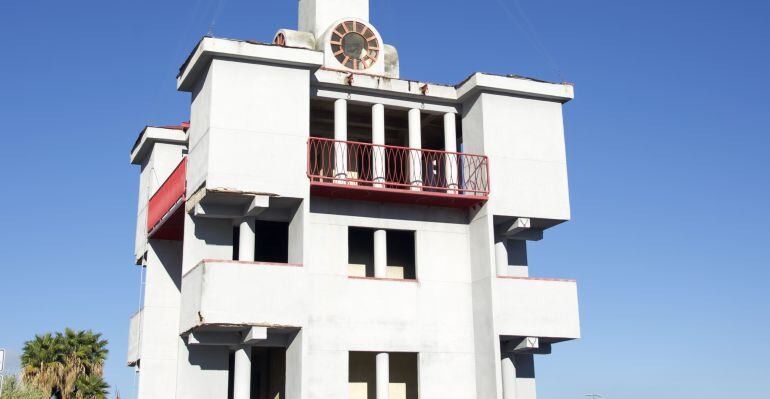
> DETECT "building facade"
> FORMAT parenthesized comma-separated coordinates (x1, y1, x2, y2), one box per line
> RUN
(127, 1, 579, 398)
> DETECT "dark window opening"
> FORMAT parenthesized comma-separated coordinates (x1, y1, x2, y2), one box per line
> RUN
(228, 347, 286, 399)
(347, 227, 415, 280)
(233, 220, 290, 263)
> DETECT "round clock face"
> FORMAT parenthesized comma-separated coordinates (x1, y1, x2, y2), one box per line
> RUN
(330, 21, 380, 70)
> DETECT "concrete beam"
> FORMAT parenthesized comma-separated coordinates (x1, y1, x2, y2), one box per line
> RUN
(245, 195, 271, 216)
(187, 332, 241, 346)
(187, 327, 268, 347)
(242, 327, 268, 345)
(193, 203, 245, 219)
(497, 218, 544, 241)
(501, 338, 552, 355)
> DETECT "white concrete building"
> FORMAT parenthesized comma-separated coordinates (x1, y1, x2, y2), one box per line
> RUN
(127, 1, 579, 398)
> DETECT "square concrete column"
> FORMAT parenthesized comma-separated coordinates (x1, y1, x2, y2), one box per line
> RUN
(372, 103, 386, 187)
(233, 346, 252, 399)
(239, 218, 256, 262)
(334, 98, 348, 181)
(374, 229, 387, 278)
(501, 354, 517, 399)
(408, 108, 422, 190)
(443, 112, 459, 193)
(376, 352, 390, 399)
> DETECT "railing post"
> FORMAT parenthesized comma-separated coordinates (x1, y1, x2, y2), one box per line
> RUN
(408, 108, 423, 191)
(372, 104, 386, 188)
(334, 99, 348, 183)
(443, 112, 459, 194)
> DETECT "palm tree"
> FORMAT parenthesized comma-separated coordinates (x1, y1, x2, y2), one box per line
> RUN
(20, 329, 109, 399)
(74, 376, 109, 399)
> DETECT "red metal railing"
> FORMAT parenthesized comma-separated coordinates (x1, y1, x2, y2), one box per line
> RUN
(147, 158, 187, 234)
(307, 137, 489, 198)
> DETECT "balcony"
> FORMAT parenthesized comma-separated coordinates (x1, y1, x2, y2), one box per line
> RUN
(180, 260, 307, 333)
(127, 309, 142, 366)
(493, 276, 580, 340)
(308, 137, 489, 208)
(147, 158, 187, 240)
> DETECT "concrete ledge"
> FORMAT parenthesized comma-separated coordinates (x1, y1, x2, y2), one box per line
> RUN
(457, 73, 574, 103)
(178, 37, 324, 91)
(493, 276, 580, 340)
(130, 126, 188, 165)
(180, 259, 309, 333)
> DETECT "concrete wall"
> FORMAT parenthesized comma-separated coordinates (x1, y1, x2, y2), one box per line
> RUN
(175, 340, 230, 399)
(462, 93, 570, 221)
(180, 261, 309, 332)
(187, 59, 311, 198)
(134, 138, 186, 261)
(136, 240, 183, 399)
(493, 278, 580, 340)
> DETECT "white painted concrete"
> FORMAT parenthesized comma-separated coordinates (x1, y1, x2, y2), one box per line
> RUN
(334, 98, 348, 180)
(408, 108, 422, 189)
(299, 0, 369, 38)
(233, 346, 252, 399)
(238, 218, 256, 262)
(372, 103, 385, 186)
(443, 113, 458, 192)
(501, 355, 516, 399)
(373, 229, 387, 278)
(130, 1, 579, 397)
(376, 352, 389, 399)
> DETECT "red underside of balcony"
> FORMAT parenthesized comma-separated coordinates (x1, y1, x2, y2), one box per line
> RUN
(310, 182, 487, 208)
(147, 158, 187, 241)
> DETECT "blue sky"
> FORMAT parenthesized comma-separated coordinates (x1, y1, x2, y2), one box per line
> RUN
(1, 0, 768, 398)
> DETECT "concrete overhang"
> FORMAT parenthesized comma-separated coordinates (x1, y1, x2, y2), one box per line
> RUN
(177, 37, 325, 92)
(456, 73, 574, 103)
(313, 68, 458, 104)
(130, 126, 188, 165)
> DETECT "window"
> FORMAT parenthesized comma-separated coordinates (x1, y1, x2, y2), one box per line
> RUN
(349, 352, 418, 399)
(348, 227, 415, 280)
(233, 221, 290, 263)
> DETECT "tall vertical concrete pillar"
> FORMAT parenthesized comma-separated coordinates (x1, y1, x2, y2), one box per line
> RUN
(501, 354, 517, 399)
(495, 237, 509, 277)
(443, 112, 459, 193)
(408, 108, 422, 190)
(376, 352, 390, 399)
(372, 103, 386, 187)
(334, 98, 348, 181)
(374, 229, 387, 278)
(233, 346, 252, 399)
(239, 218, 256, 262)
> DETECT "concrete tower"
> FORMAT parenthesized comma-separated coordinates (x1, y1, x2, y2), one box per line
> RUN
(127, 0, 579, 398)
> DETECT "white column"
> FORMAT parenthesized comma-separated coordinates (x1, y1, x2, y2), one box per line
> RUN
(495, 237, 509, 277)
(334, 98, 348, 182)
(408, 108, 422, 190)
(376, 352, 390, 399)
(374, 229, 387, 278)
(443, 112, 459, 193)
(239, 218, 256, 262)
(372, 103, 386, 187)
(501, 354, 517, 399)
(233, 346, 252, 399)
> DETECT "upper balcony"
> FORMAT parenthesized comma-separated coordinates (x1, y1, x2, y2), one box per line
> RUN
(307, 137, 489, 208)
(147, 157, 187, 240)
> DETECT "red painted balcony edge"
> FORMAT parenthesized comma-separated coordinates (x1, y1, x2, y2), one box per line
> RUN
(147, 157, 187, 239)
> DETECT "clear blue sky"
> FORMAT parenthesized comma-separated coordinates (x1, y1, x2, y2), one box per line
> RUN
(1, 0, 768, 398)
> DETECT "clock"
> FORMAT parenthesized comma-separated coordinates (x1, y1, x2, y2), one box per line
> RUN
(329, 21, 380, 70)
